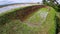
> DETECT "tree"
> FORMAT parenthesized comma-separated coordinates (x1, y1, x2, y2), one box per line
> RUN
(42, 0, 60, 11)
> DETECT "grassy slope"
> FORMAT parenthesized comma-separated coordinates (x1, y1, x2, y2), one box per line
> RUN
(0, 6, 56, 34)
(44, 7, 56, 34)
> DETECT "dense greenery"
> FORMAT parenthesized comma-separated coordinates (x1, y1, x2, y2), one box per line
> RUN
(43, 0, 60, 11)
(42, 0, 60, 33)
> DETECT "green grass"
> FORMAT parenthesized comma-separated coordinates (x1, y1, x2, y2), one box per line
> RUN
(0, 6, 56, 34)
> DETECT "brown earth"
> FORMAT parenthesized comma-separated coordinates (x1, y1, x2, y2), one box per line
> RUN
(7, 5, 47, 21)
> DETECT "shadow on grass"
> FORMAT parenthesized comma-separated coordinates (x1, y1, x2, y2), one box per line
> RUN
(56, 16, 60, 34)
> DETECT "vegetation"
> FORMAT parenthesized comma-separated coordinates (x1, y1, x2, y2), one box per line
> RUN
(42, 0, 60, 34)
(0, 5, 56, 34)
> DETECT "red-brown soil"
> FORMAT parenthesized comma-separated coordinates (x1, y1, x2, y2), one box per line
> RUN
(6, 5, 47, 21)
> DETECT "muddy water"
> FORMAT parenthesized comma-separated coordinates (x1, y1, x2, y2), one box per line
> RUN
(0, 4, 33, 14)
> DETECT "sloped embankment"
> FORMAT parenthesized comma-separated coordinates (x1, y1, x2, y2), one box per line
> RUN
(0, 5, 56, 34)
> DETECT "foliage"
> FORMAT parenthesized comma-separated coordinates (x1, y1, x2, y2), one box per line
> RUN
(42, 0, 60, 34)
(42, 0, 60, 12)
